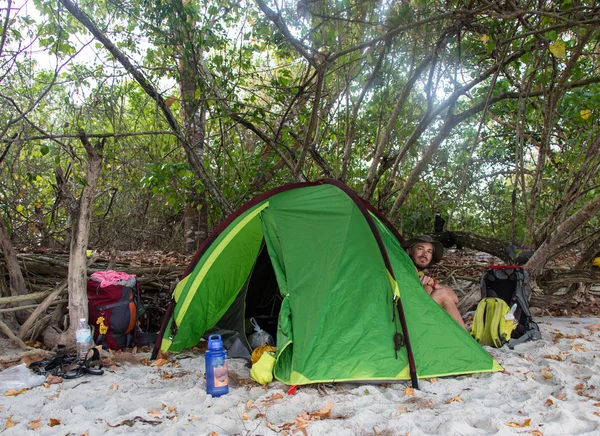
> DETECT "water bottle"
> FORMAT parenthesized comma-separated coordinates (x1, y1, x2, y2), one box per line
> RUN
(75, 318, 93, 360)
(504, 304, 518, 324)
(205, 334, 229, 397)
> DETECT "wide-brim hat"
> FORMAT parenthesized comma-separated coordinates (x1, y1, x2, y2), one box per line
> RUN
(402, 235, 444, 265)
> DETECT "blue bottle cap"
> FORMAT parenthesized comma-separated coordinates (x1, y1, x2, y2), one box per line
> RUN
(208, 334, 223, 351)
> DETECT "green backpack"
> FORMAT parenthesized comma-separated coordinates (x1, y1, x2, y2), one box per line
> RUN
(471, 298, 518, 347)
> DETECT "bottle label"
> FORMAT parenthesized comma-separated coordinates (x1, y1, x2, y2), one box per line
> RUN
(76, 330, 92, 342)
(213, 360, 228, 388)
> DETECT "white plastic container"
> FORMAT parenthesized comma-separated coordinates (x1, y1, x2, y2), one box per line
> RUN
(75, 317, 93, 360)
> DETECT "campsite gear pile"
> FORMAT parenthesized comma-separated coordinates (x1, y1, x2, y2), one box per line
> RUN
(471, 266, 541, 348)
(29, 346, 104, 379)
(205, 334, 229, 397)
(87, 271, 156, 350)
(153, 179, 502, 389)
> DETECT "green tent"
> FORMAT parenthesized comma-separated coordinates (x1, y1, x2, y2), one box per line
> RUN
(156, 180, 501, 387)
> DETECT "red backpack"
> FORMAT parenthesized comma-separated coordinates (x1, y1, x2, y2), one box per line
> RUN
(86, 271, 144, 350)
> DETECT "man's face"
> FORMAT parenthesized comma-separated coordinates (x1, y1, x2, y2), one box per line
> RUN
(408, 242, 434, 270)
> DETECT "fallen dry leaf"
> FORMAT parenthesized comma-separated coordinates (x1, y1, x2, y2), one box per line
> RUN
(266, 421, 278, 432)
(49, 418, 61, 427)
(542, 372, 552, 379)
(241, 413, 249, 421)
(404, 387, 415, 396)
(280, 420, 295, 430)
(246, 400, 254, 409)
(574, 383, 584, 390)
(189, 416, 201, 421)
(594, 402, 600, 407)
(264, 392, 283, 403)
(505, 418, 531, 428)
(545, 399, 554, 407)
(27, 417, 42, 430)
(4, 415, 17, 429)
(309, 402, 334, 419)
(4, 388, 27, 396)
(397, 406, 408, 413)
(112, 383, 118, 390)
(544, 353, 567, 361)
(45, 374, 63, 385)
(585, 323, 600, 333)
(148, 410, 162, 415)
(529, 430, 544, 435)
(556, 393, 567, 400)
(445, 395, 464, 404)
(594, 412, 600, 417)
(150, 358, 169, 367)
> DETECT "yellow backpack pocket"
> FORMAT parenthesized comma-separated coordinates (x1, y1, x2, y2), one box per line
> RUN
(471, 298, 518, 347)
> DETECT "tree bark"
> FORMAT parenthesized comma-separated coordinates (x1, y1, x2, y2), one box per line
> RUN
(54, 133, 104, 347)
(434, 231, 515, 264)
(0, 221, 27, 297)
(0, 218, 30, 324)
(539, 268, 600, 291)
(525, 192, 600, 277)
(18, 281, 67, 340)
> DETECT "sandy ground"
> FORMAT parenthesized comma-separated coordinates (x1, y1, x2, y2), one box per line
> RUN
(1, 315, 600, 435)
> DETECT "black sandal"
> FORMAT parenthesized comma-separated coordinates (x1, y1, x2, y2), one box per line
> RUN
(30, 346, 104, 379)
(30, 345, 77, 376)
(63, 348, 104, 379)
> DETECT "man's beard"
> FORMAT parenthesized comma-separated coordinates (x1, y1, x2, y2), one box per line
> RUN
(414, 257, 430, 270)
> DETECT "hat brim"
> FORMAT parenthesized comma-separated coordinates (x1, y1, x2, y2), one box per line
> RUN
(402, 236, 444, 265)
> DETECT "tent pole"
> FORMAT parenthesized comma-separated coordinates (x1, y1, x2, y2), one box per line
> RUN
(396, 298, 419, 389)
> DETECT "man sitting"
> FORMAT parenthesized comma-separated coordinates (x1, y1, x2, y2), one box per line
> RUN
(402, 235, 466, 330)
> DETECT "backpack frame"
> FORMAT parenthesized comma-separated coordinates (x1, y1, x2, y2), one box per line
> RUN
(478, 266, 541, 347)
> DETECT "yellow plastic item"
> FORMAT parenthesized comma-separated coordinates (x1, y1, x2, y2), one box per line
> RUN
(251, 345, 276, 365)
(250, 352, 276, 385)
(96, 316, 109, 335)
(593, 257, 600, 268)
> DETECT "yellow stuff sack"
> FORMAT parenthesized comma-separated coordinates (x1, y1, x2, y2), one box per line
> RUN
(471, 298, 518, 347)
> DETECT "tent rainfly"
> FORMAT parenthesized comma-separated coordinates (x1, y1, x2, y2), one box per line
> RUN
(153, 179, 502, 388)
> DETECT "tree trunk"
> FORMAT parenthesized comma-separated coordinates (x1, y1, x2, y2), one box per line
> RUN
(0, 219, 29, 325)
(525, 192, 600, 277)
(51, 133, 104, 348)
(183, 201, 200, 254)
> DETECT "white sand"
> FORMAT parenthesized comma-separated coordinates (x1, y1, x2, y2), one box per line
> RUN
(1, 316, 600, 435)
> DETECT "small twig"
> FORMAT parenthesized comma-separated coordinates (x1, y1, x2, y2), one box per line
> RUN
(0, 319, 33, 350)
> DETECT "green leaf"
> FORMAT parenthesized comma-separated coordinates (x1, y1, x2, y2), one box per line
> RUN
(549, 40, 566, 58)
